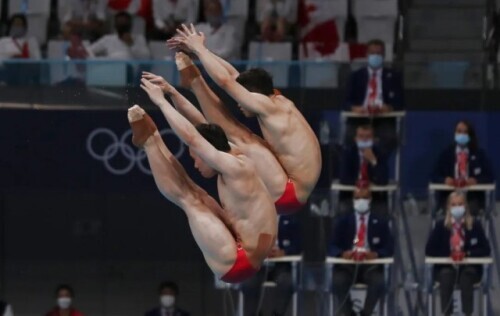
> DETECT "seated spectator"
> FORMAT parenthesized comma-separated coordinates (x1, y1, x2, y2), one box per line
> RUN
(59, 0, 107, 42)
(425, 191, 490, 316)
(88, 11, 151, 59)
(0, 14, 41, 85)
(45, 284, 84, 316)
(298, 0, 339, 57)
(0, 14, 41, 60)
(328, 187, 394, 316)
(145, 281, 189, 316)
(340, 125, 389, 187)
(241, 214, 301, 316)
(0, 300, 13, 316)
(431, 120, 494, 215)
(195, 0, 237, 60)
(256, 0, 298, 42)
(152, 0, 199, 39)
(108, 0, 141, 15)
(338, 125, 389, 215)
(343, 39, 403, 151)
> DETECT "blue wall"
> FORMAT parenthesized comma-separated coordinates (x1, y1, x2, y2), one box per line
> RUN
(322, 111, 499, 199)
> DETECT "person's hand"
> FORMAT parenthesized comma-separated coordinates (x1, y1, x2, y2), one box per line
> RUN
(445, 177, 455, 186)
(120, 32, 134, 46)
(175, 24, 206, 54)
(268, 247, 285, 258)
(365, 251, 378, 260)
(142, 72, 175, 95)
(342, 250, 354, 259)
(466, 177, 478, 186)
(140, 78, 167, 107)
(362, 148, 377, 165)
(352, 106, 367, 114)
(166, 36, 192, 53)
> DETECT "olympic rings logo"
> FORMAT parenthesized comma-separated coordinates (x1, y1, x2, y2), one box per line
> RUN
(86, 128, 185, 176)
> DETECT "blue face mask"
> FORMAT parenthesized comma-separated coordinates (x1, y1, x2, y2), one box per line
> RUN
(368, 54, 383, 69)
(455, 133, 470, 146)
(357, 140, 373, 149)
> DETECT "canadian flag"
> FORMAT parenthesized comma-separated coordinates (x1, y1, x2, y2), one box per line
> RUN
(298, 0, 339, 57)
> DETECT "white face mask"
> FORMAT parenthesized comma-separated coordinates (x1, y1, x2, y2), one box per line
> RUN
(451, 206, 466, 219)
(160, 295, 175, 308)
(354, 199, 370, 214)
(57, 297, 72, 309)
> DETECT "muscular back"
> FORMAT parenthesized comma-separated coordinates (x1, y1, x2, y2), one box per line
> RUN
(258, 95, 322, 198)
(217, 154, 277, 265)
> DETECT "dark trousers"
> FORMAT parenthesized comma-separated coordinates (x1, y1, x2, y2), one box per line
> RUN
(241, 263, 294, 316)
(332, 264, 385, 316)
(344, 117, 398, 155)
(436, 265, 481, 315)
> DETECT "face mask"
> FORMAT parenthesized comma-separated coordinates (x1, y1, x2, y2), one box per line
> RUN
(10, 26, 26, 38)
(356, 140, 373, 149)
(450, 206, 466, 219)
(206, 15, 223, 27)
(57, 297, 72, 309)
(368, 54, 383, 69)
(354, 199, 370, 214)
(116, 23, 132, 35)
(455, 133, 470, 146)
(160, 295, 175, 308)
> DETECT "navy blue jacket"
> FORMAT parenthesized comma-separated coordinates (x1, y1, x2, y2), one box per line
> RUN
(344, 67, 404, 110)
(425, 219, 490, 258)
(145, 307, 190, 316)
(328, 212, 394, 258)
(431, 145, 494, 183)
(339, 145, 389, 185)
(278, 214, 302, 255)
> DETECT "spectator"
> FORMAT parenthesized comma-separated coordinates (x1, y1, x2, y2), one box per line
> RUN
(337, 125, 389, 215)
(0, 14, 41, 60)
(58, 0, 107, 42)
(0, 14, 41, 85)
(431, 120, 494, 214)
(108, 0, 142, 15)
(0, 300, 13, 316)
(241, 214, 301, 316)
(425, 191, 490, 316)
(256, 0, 298, 42)
(328, 188, 394, 316)
(152, 0, 199, 39)
(145, 281, 190, 316)
(339, 125, 389, 187)
(343, 39, 403, 151)
(298, 0, 339, 57)
(195, 0, 237, 60)
(45, 284, 84, 316)
(88, 11, 151, 59)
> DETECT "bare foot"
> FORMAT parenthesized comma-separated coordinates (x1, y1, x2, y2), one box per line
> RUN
(128, 105, 158, 147)
(175, 51, 193, 70)
(176, 52, 200, 88)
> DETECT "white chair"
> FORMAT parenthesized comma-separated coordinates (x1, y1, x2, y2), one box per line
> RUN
(9, 0, 51, 15)
(132, 16, 146, 36)
(299, 42, 349, 88)
(248, 41, 293, 88)
(354, 0, 398, 44)
(329, 0, 349, 42)
(148, 41, 177, 86)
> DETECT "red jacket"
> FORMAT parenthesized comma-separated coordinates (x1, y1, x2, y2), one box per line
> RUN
(45, 308, 84, 316)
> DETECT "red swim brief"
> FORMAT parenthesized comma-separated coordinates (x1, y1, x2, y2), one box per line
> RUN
(220, 243, 258, 283)
(275, 180, 306, 215)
